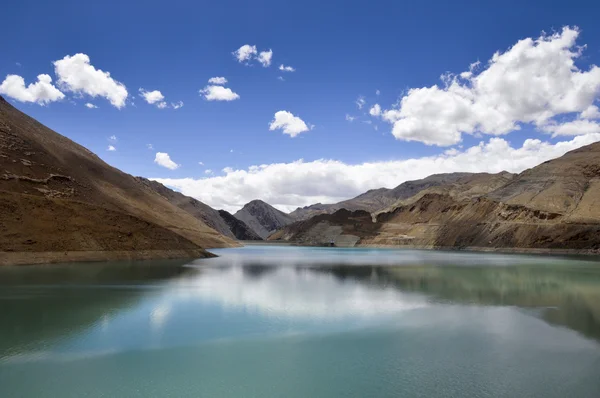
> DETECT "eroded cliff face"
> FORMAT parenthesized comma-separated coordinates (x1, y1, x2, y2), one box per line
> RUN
(271, 142, 600, 253)
(0, 96, 236, 265)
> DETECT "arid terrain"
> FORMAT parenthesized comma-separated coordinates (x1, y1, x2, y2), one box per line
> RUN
(271, 143, 600, 254)
(0, 96, 237, 265)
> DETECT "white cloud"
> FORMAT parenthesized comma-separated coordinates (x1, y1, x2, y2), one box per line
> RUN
(233, 45, 257, 63)
(279, 64, 295, 72)
(355, 96, 366, 109)
(154, 152, 180, 170)
(277, 76, 285, 81)
(147, 144, 154, 150)
(369, 104, 381, 117)
(53, 53, 128, 108)
(208, 77, 228, 85)
(107, 145, 116, 151)
(542, 119, 600, 136)
(345, 114, 356, 122)
(199, 85, 240, 101)
(171, 101, 184, 109)
(204, 169, 213, 175)
(198, 161, 204, 166)
(580, 105, 600, 119)
(376, 90, 381, 96)
(152, 134, 600, 213)
(139, 88, 167, 109)
(257, 49, 273, 67)
(109, 135, 117, 142)
(0, 74, 65, 105)
(269, 111, 310, 137)
(381, 27, 600, 146)
(84, 102, 97, 109)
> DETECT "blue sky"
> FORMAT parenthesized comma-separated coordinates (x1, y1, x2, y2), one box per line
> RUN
(2, 0, 600, 212)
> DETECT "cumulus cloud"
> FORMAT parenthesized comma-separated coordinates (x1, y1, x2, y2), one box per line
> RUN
(208, 77, 228, 85)
(269, 111, 310, 137)
(356, 96, 366, 109)
(345, 114, 356, 122)
(376, 90, 381, 96)
(139, 88, 167, 108)
(53, 53, 128, 108)
(369, 104, 381, 117)
(109, 135, 117, 142)
(85, 102, 97, 108)
(199, 85, 240, 101)
(233, 45, 257, 63)
(381, 27, 600, 146)
(277, 76, 285, 81)
(0, 74, 65, 105)
(107, 145, 116, 151)
(171, 101, 184, 109)
(581, 105, 600, 119)
(147, 144, 154, 150)
(204, 169, 213, 175)
(542, 119, 600, 136)
(258, 49, 273, 67)
(154, 152, 180, 170)
(152, 134, 600, 213)
(279, 64, 295, 72)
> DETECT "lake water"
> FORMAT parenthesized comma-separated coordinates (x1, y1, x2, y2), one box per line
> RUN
(1, 246, 600, 397)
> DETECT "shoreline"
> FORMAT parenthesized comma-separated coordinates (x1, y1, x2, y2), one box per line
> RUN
(356, 243, 600, 257)
(264, 241, 600, 257)
(0, 249, 216, 266)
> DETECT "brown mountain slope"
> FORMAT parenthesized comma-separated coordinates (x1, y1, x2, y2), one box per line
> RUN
(271, 143, 600, 254)
(0, 96, 236, 265)
(289, 173, 491, 220)
(136, 177, 238, 240)
(487, 142, 600, 221)
(378, 172, 515, 214)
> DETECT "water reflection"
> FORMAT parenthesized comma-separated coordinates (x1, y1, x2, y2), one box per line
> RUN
(0, 261, 192, 357)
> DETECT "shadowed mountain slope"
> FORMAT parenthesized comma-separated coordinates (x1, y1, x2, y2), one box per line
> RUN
(234, 200, 294, 239)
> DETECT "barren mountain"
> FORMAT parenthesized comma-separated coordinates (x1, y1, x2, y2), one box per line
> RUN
(289, 173, 493, 220)
(377, 172, 515, 214)
(234, 200, 294, 239)
(218, 210, 263, 240)
(271, 145, 600, 254)
(136, 177, 236, 240)
(0, 95, 236, 265)
(486, 143, 600, 222)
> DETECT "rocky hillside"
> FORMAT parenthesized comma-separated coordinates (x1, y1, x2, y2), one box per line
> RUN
(289, 172, 497, 220)
(218, 210, 263, 240)
(271, 146, 600, 253)
(234, 200, 294, 239)
(486, 144, 600, 222)
(136, 177, 236, 240)
(0, 96, 237, 265)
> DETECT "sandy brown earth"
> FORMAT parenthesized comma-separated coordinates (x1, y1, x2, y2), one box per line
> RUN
(271, 142, 600, 254)
(0, 96, 237, 265)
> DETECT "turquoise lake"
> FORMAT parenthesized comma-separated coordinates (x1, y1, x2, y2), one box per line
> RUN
(1, 246, 600, 397)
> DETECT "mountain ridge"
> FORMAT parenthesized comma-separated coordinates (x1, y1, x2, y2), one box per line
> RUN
(270, 143, 600, 254)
